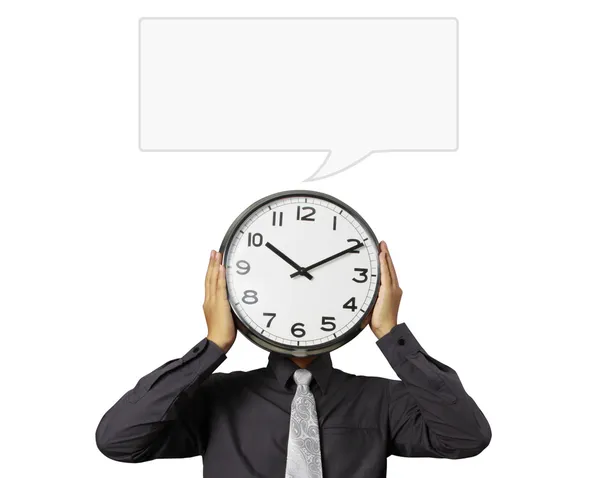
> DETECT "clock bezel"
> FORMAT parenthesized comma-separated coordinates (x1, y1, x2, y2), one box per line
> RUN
(219, 190, 380, 357)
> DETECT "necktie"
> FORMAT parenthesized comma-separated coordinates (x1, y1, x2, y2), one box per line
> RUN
(285, 369, 323, 478)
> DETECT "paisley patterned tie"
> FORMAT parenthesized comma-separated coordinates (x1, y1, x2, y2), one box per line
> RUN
(284, 369, 323, 478)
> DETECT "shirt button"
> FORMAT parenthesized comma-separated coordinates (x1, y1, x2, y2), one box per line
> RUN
(192, 346, 200, 353)
(397, 338, 405, 346)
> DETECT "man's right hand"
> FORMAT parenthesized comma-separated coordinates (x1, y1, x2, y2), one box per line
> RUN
(204, 250, 236, 353)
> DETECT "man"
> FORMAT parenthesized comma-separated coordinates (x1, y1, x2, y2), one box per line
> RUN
(96, 242, 491, 477)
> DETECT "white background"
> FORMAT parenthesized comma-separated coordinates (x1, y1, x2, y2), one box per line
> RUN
(1, 1, 599, 478)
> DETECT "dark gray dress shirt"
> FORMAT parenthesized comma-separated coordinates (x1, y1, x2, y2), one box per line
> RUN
(96, 323, 491, 477)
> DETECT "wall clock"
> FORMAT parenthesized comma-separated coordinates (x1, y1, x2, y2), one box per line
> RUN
(219, 190, 380, 356)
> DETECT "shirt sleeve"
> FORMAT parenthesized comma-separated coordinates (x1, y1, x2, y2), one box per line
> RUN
(95, 338, 226, 463)
(377, 323, 492, 459)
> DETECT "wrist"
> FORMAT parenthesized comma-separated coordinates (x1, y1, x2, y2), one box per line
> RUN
(372, 322, 396, 340)
(207, 335, 233, 353)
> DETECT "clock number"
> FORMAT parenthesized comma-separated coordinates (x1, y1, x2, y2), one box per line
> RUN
(272, 211, 283, 227)
(320, 316, 336, 332)
(247, 233, 263, 247)
(242, 290, 258, 305)
(352, 268, 368, 283)
(263, 312, 276, 328)
(296, 206, 316, 221)
(347, 239, 361, 253)
(291, 322, 306, 338)
(343, 297, 358, 312)
(332, 216, 337, 231)
(236, 260, 251, 275)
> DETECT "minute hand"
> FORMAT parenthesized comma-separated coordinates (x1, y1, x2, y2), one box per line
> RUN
(290, 242, 364, 278)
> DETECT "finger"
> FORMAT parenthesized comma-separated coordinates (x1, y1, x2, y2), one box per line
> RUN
(205, 250, 216, 297)
(380, 240, 389, 253)
(385, 246, 399, 288)
(217, 263, 228, 300)
(379, 251, 391, 288)
(209, 252, 222, 294)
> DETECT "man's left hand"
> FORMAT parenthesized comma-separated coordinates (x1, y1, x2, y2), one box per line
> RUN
(369, 241, 403, 339)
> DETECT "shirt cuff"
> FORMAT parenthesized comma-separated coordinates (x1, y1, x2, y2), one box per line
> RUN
(376, 322, 425, 368)
(181, 337, 227, 364)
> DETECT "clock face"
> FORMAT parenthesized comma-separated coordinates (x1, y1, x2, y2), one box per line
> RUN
(220, 190, 380, 356)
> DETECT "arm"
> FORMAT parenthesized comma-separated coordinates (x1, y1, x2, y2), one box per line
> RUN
(95, 338, 226, 462)
(370, 242, 491, 459)
(95, 249, 237, 462)
(377, 323, 491, 458)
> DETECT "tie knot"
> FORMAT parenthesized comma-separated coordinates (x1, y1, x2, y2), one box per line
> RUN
(293, 369, 312, 386)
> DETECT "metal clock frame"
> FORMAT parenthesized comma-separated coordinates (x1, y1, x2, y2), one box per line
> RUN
(219, 190, 381, 357)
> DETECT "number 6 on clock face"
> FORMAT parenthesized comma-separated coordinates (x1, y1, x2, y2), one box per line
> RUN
(219, 190, 380, 357)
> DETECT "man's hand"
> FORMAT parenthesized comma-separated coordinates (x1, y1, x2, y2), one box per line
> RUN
(369, 241, 403, 340)
(204, 250, 236, 353)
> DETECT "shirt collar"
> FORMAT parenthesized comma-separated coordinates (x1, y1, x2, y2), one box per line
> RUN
(267, 352, 333, 394)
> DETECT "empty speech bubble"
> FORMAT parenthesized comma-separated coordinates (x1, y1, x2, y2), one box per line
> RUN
(140, 18, 458, 180)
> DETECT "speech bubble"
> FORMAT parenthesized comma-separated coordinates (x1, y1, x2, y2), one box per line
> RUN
(140, 18, 458, 181)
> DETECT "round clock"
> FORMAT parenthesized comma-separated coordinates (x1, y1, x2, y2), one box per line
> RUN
(219, 190, 380, 357)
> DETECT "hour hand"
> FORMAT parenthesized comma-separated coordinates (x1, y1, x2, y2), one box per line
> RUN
(265, 242, 313, 280)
